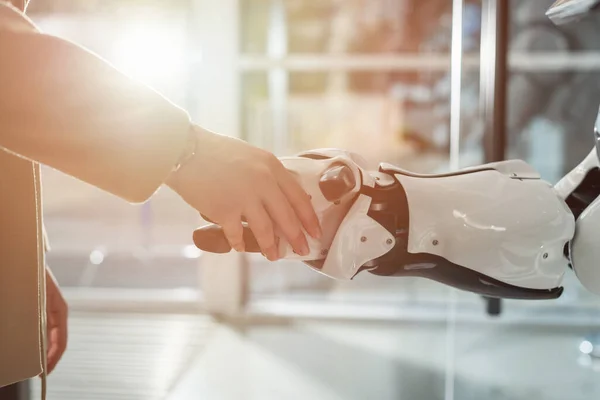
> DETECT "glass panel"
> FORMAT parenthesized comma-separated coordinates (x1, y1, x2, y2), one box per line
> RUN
(28, 4, 202, 291)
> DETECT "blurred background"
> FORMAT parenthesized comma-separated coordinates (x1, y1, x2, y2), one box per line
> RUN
(10, 0, 600, 399)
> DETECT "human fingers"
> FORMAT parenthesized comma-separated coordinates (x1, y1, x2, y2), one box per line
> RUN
(221, 217, 245, 252)
(244, 203, 279, 261)
(262, 187, 309, 256)
(274, 166, 321, 239)
(46, 300, 68, 374)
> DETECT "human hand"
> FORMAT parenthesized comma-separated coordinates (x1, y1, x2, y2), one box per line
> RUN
(45, 267, 68, 375)
(166, 126, 321, 261)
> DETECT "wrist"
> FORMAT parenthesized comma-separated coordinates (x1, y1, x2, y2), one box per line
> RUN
(175, 126, 198, 172)
(167, 126, 198, 189)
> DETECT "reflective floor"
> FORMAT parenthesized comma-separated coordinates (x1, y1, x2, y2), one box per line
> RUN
(30, 311, 600, 400)
(30, 313, 216, 400)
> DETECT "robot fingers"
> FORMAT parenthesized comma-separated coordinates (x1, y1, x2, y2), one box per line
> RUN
(193, 224, 261, 254)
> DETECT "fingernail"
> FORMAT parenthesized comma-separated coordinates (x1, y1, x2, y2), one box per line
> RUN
(298, 238, 310, 256)
(233, 243, 245, 252)
(268, 247, 280, 261)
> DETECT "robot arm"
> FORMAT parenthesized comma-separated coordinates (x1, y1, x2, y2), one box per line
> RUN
(193, 147, 585, 300)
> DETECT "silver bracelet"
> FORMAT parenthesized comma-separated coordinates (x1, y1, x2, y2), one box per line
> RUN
(173, 126, 198, 173)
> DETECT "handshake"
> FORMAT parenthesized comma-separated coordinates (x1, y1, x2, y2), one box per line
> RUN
(169, 126, 393, 282)
(191, 148, 379, 280)
(167, 127, 325, 263)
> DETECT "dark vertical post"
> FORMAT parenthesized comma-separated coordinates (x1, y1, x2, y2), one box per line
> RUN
(480, 0, 510, 316)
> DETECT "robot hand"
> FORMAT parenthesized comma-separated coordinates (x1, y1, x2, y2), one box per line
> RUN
(193, 148, 579, 300)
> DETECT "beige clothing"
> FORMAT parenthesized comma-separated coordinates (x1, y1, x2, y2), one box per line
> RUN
(0, 0, 191, 389)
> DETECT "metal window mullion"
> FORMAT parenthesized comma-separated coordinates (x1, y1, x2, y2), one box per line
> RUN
(239, 52, 600, 72)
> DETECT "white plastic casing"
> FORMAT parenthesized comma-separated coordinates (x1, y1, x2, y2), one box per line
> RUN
(554, 148, 598, 200)
(277, 150, 394, 280)
(394, 160, 575, 290)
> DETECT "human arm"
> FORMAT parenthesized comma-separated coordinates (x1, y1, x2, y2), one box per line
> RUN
(0, 2, 190, 202)
(0, 2, 320, 257)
